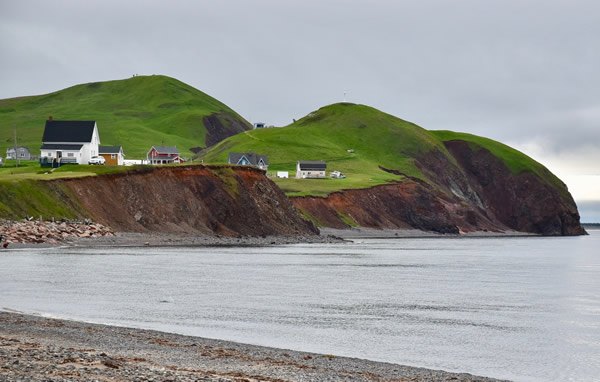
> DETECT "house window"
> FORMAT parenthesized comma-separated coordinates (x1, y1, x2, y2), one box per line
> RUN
(48, 153, 53, 157)
(111, 154, 116, 159)
(67, 153, 74, 157)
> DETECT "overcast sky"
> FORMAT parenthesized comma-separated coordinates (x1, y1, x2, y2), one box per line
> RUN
(1, 0, 599, 221)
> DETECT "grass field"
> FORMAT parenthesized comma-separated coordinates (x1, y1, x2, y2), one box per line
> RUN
(202, 103, 563, 197)
(0, 160, 136, 182)
(202, 103, 450, 196)
(0, 83, 564, 201)
(0, 75, 251, 158)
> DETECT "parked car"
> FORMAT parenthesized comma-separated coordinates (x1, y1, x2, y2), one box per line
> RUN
(330, 170, 346, 179)
(88, 156, 106, 165)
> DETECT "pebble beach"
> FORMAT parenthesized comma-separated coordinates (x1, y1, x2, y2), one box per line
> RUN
(0, 312, 505, 382)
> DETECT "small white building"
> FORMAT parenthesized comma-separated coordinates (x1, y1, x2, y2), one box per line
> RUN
(296, 160, 327, 179)
(40, 120, 100, 165)
(123, 159, 149, 166)
(276, 171, 289, 178)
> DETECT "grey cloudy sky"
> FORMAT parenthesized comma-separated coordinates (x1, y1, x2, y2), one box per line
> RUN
(1, 0, 599, 221)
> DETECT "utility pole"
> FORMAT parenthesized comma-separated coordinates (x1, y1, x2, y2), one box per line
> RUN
(13, 124, 19, 167)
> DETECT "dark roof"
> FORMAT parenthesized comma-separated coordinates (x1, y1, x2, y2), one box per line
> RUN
(41, 143, 84, 150)
(228, 152, 269, 166)
(150, 146, 179, 154)
(298, 160, 326, 170)
(99, 145, 122, 154)
(42, 120, 96, 143)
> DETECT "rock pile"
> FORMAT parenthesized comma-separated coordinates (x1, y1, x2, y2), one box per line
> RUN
(0, 220, 113, 247)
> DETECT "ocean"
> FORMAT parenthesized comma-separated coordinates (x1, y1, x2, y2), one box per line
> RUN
(1, 230, 598, 381)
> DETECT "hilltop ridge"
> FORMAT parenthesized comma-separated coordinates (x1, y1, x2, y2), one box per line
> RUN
(203, 102, 585, 236)
(0, 75, 251, 157)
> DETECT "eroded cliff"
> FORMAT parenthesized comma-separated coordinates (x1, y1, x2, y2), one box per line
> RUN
(7, 166, 318, 237)
(292, 141, 586, 236)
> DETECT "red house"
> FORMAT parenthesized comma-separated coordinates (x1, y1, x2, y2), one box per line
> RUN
(147, 146, 184, 165)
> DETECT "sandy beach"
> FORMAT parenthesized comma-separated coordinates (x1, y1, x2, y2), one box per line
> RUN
(0, 311, 505, 382)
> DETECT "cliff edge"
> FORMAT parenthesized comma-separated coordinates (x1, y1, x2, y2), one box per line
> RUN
(1, 165, 318, 237)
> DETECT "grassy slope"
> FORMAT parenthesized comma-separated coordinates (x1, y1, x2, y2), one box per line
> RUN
(202, 103, 448, 196)
(0, 75, 250, 158)
(203, 103, 565, 197)
(0, 160, 151, 219)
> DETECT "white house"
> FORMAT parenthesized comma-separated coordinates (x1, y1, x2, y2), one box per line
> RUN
(296, 160, 327, 179)
(40, 120, 100, 165)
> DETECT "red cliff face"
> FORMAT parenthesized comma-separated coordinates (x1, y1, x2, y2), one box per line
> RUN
(292, 142, 586, 236)
(49, 166, 318, 237)
(442, 141, 586, 236)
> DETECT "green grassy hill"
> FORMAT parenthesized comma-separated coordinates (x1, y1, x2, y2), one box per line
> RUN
(0, 75, 251, 158)
(202, 103, 559, 196)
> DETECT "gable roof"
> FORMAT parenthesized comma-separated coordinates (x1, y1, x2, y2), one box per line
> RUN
(150, 146, 179, 154)
(298, 160, 327, 171)
(99, 145, 122, 154)
(42, 120, 96, 143)
(228, 152, 269, 166)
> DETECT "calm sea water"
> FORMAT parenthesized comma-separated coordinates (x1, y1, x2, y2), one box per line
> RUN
(1, 231, 599, 381)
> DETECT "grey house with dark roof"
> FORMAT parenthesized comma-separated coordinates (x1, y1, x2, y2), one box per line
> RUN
(40, 120, 100, 165)
(296, 160, 327, 178)
(6, 146, 32, 160)
(228, 152, 269, 170)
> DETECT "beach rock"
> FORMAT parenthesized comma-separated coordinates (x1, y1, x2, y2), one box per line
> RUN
(0, 219, 114, 246)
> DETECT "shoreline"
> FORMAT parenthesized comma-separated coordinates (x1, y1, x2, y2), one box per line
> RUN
(0, 311, 505, 381)
(1, 225, 544, 250)
(319, 227, 536, 239)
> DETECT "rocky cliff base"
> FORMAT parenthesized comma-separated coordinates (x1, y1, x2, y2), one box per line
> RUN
(0, 220, 113, 247)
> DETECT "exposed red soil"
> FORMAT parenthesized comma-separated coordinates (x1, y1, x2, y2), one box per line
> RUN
(292, 142, 586, 236)
(48, 165, 318, 237)
(443, 140, 586, 236)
